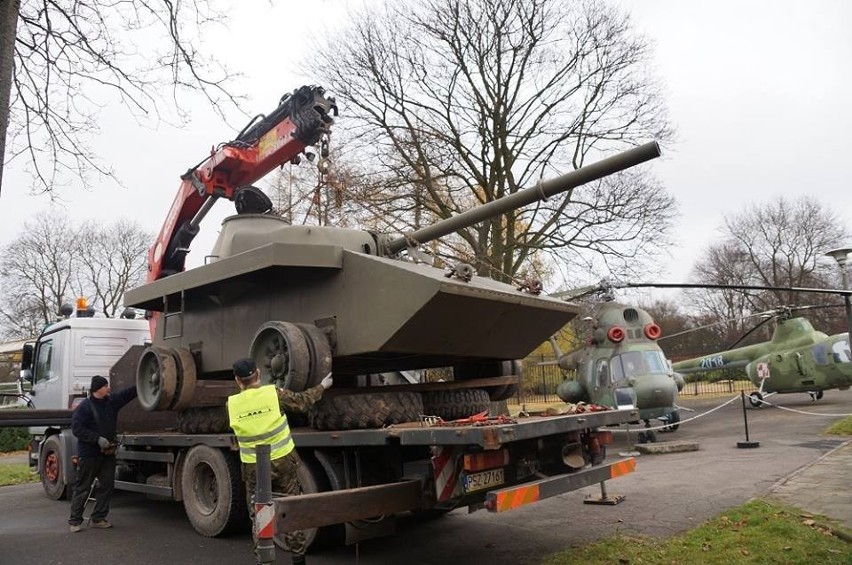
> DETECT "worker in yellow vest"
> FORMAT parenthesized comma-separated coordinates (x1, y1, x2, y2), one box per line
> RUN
(227, 357, 332, 565)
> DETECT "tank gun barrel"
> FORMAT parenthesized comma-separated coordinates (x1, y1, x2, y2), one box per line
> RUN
(387, 141, 661, 255)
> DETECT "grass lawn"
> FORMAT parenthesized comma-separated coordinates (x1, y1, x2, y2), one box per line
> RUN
(825, 416, 852, 436)
(0, 462, 37, 486)
(541, 499, 851, 564)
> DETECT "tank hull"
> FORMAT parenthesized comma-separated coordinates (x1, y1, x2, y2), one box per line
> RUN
(126, 235, 578, 376)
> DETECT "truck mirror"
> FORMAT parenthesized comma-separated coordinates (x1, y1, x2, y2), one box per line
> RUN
(19, 369, 33, 392)
(21, 343, 34, 371)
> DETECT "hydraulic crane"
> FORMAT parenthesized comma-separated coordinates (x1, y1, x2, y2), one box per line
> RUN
(148, 85, 337, 281)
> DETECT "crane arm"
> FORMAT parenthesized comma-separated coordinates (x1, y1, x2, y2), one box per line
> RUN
(148, 85, 337, 281)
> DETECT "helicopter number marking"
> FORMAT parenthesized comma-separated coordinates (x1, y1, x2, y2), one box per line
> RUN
(699, 355, 725, 369)
(756, 362, 771, 380)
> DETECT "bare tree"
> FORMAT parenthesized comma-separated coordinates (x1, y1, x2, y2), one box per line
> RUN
(0, 211, 151, 338)
(310, 0, 674, 285)
(0, 0, 19, 196)
(0, 210, 78, 338)
(1, 0, 240, 196)
(75, 219, 151, 317)
(688, 196, 849, 340)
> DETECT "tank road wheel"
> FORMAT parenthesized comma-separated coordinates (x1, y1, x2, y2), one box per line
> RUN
(309, 392, 423, 431)
(296, 323, 333, 389)
(170, 348, 197, 411)
(40, 435, 67, 500)
(749, 392, 764, 408)
(136, 346, 178, 411)
(181, 445, 249, 537)
(250, 322, 311, 392)
(423, 389, 491, 421)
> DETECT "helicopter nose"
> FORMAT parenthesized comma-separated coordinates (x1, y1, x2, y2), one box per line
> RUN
(633, 373, 677, 410)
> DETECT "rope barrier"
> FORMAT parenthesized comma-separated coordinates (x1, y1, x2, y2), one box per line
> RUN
(752, 396, 852, 417)
(610, 394, 742, 433)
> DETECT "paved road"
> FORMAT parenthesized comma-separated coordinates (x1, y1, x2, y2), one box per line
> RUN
(1, 390, 850, 564)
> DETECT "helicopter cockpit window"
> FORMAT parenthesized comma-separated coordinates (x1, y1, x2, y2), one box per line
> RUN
(596, 360, 609, 388)
(610, 358, 625, 382)
(812, 343, 829, 365)
(643, 350, 669, 374)
(831, 338, 851, 364)
(611, 350, 669, 380)
(615, 351, 644, 378)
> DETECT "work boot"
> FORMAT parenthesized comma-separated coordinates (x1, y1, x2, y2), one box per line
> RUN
(69, 524, 83, 533)
(91, 519, 113, 529)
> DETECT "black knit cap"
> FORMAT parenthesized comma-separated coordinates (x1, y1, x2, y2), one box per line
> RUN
(90, 375, 109, 393)
(233, 358, 257, 379)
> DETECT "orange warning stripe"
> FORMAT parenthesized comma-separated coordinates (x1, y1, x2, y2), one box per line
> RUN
(609, 457, 636, 479)
(492, 484, 541, 512)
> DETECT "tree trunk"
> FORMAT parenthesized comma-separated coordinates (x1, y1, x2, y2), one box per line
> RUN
(0, 0, 20, 196)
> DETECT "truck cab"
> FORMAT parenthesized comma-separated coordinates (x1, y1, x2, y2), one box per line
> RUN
(22, 316, 150, 412)
(20, 311, 150, 500)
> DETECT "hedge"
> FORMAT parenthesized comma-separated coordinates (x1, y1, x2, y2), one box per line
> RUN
(0, 428, 31, 452)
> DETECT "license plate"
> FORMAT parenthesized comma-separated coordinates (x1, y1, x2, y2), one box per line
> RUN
(463, 468, 505, 493)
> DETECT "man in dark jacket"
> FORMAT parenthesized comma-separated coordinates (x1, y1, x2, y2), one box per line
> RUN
(67, 375, 137, 532)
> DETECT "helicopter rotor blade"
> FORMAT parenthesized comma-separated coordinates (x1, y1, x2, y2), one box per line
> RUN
(622, 282, 852, 297)
(658, 303, 845, 343)
(725, 315, 776, 350)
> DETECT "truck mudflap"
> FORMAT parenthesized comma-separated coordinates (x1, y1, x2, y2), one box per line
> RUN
(484, 457, 635, 512)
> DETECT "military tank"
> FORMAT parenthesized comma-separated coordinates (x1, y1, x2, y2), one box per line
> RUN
(127, 138, 661, 429)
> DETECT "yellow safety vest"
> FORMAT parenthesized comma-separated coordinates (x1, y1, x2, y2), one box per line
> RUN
(227, 385, 294, 464)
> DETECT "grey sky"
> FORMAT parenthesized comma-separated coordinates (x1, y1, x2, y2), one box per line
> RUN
(1, 0, 850, 296)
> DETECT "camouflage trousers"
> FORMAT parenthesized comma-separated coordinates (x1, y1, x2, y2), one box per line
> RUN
(243, 454, 307, 556)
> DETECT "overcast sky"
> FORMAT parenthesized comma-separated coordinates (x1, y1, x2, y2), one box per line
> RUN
(2, 0, 850, 301)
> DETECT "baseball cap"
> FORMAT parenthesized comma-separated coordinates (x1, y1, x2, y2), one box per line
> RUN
(233, 358, 258, 379)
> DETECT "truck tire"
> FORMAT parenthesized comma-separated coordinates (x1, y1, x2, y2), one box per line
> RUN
(181, 445, 249, 537)
(309, 391, 423, 430)
(423, 389, 490, 421)
(178, 407, 231, 434)
(40, 435, 68, 500)
(487, 383, 519, 401)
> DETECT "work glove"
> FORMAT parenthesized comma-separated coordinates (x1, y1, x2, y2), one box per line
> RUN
(97, 437, 110, 450)
(320, 373, 333, 390)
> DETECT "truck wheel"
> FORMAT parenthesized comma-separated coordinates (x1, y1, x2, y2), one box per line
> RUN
(487, 383, 519, 401)
(136, 346, 178, 411)
(178, 407, 231, 434)
(309, 392, 423, 430)
(181, 445, 249, 537)
(251, 321, 311, 392)
(454, 359, 520, 380)
(423, 389, 490, 421)
(41, 435, 67, 500)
